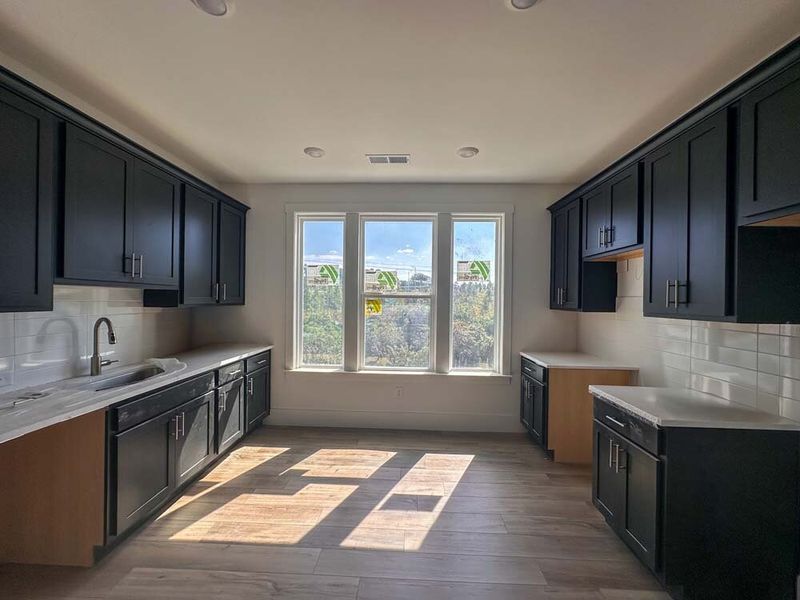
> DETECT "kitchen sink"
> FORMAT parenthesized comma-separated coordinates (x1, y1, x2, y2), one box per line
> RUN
(93, 365, 166, 391)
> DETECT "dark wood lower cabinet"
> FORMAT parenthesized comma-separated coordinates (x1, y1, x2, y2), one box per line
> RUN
(217, 377, 245, 454)
(592, 395, 800, 600)
(108, 356, 269, 543)
(245, 367, 270, 432)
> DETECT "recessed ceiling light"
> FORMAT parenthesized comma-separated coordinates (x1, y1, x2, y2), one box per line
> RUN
(191, 0, 229, 17)
(304, 147, 326, 158)
(507, 0, 540, 10)
(457, 146, 479, 159)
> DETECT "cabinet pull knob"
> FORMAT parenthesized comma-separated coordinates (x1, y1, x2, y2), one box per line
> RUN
(605, 415, 626, 428)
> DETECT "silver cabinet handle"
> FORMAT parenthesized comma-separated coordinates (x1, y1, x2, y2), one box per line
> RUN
(257, 359, 268, 365)
(598, 226, 604, 248)
(139, 254, 144, 279)
(665, 280, 675, 308)
(220, 390, 226, 412)
(248, 378, 254, 395)
(605, 415, 626, 428)
(173, 415, 180, 440)
(614, 444, 625, 473)
(214, 283, 220, 302)
(130, 252, 137, 278)
(608, 438, 614, 469)
(222, 283, 227, 301)
(228, 369, 242, 377)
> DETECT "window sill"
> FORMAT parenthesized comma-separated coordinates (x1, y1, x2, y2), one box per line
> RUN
(285, 368, 512, 384)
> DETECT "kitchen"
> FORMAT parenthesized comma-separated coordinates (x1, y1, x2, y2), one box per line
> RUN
(1, 2, 799, 599)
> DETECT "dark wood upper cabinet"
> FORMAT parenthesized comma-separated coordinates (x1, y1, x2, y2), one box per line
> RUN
(643, 110, 731, 319)
(582, 164, 641, 258)
(182, 186, 219, 305)
(550, 198, 581, 310)
(63, 124, 134, 283)
(63, 125, 180, 288)
(0, 87, 54, 312)
(129, 159, 180, 287)
(739, 61, 800, 223)
(218, 202, 246, 305)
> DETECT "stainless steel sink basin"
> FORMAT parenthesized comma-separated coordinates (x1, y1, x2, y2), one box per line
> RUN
(94, 365, 165, 391)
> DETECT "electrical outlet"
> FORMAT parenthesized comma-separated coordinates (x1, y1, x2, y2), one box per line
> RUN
(394, 386, 404, 399)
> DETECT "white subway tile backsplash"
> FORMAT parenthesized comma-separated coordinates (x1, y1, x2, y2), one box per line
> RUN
(578, 256, 800, 421)
(0, 285, 191, 391)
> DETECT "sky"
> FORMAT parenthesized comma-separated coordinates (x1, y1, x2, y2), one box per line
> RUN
(303, 219, 496, 281)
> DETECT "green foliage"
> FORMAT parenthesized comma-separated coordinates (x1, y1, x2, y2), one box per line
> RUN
(301, 279, 496, 370)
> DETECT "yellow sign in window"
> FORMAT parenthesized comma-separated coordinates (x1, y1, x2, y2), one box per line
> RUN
(365, 298, 383, 316)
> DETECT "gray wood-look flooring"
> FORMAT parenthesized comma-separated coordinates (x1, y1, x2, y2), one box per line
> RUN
(0, 426, 666, 599)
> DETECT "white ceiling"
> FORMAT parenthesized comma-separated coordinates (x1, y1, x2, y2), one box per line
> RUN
(0, 0, 798, 185)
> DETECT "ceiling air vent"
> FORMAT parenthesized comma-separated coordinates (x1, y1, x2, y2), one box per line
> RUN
(367, 154, 410, 165)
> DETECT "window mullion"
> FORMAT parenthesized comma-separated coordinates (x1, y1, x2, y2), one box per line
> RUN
(343, 212, 360, 372)
(435, 214, 452, 374)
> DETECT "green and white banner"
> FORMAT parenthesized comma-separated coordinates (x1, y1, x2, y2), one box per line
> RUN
(365, 269, 399, 291)
(457, 260, 491, 282)
(306, 264, 340, 285)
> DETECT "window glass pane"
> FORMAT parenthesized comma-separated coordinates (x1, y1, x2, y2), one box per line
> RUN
(364, 298, 430, 368)
(301, 220, 343, 366)
(452, 220, 497, 370)
(363, 220, 433, 294)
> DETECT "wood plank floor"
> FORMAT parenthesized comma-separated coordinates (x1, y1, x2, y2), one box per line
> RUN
(0, 426, 667, 599)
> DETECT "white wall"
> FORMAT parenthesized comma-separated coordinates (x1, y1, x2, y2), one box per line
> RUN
(192, 183, 576, 431)
(0, 286, 192, 391)
(578, 257, 800, 420)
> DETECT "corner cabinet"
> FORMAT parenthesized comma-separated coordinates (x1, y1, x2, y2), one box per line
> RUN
(0, 86, 55, 312)
(582, 164, 642, 258)
(643, 110, 731, 319)
(181, 185, 246, 306)
(62, 124, 180, 288)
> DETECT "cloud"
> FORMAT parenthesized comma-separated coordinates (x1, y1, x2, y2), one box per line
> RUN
(397, 247, 415, 255)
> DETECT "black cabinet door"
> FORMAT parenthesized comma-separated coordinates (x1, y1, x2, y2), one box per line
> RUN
(618, 440, 660, 572)
(217, 378, 244, 454)
(130, 159, 180, 287)
(607, 164, 640, 251)
(0, 87, 54, 312)
(530, 379, 547, 448)
(183, 185, 219, 305)
(643, 138, 684, 317)
(563, 200, 581, 310)
(680, 111, 731, 319)
(583, 185, 609, 258)
(175, 391, 216, 487)
(520, 375, 533, 431)
(63, 124, 134, 283)
(550, 209, 567, 308)
(112, 409, 175, 536)
(218, 202, 245, 305)
(245, 367, 270, 432)
(592, 423, 626, 526)
(739, 61, 800, 221)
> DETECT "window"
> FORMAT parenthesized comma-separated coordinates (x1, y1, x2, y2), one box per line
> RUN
(451, 218, 500, 370)
(298, 217, 344, 367)
(362, 218, 434, 370)
(290, 209, 509, 375)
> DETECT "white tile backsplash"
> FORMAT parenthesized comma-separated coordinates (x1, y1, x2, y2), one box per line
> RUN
(578, 256, 800, 420)
(0, 285, 192, 390)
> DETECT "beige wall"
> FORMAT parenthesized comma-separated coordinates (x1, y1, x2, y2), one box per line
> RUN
(578, 257, 800, 420)
(191, 183, 576, 431)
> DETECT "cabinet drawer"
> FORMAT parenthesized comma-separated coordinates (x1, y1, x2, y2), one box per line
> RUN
(217, 361, 244, 385)
(111, 372, 215, 432)
(593, 397, 660, 455)
(246, 351, 270, 373)
(521, 358, 546, 384)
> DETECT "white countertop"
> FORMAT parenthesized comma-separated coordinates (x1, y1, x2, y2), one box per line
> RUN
(0, 343, 272, 445)
(590, 385, 800, 431)
(520, 351, 638, 371)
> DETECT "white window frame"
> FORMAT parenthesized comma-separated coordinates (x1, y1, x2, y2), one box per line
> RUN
(449, 215, 504, 373)
(285, 203, 513, 378)
(359, 214, 437, 372)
